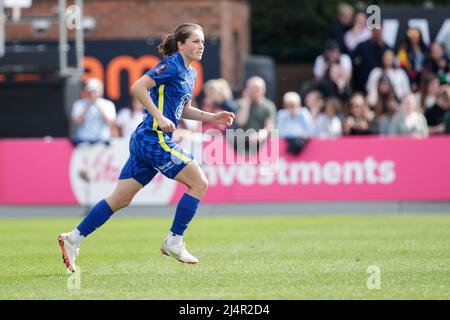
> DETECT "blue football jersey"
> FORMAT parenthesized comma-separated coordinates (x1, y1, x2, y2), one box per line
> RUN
(142, 52, 197, 134)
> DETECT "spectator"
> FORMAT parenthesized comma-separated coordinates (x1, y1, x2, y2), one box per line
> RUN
(425, 84, 450, 135)
(277, 92, 316, 155)
(313, 39, 352, 83)
(324, 2, 355, 54)
(303, 89, 324, 122)
(397, 27, 429, 91)
(416, 72, 440, 111)
(201, 78, 236, 135)
(389, 93, 428, 138)
(113, 96, 144, 139)
(316, 62, 351, 102)
(71, 78, 116, 145)
(344, 11, 372, 53)
(343, 93, 375, 135)
(425, 42, 450, 84)
(370, 74, 400, 135)
(277, 91, 316, 138)
(234, 76, 277, 150)
(351, 27, 390, 93)
(316, 97, 343, 138)
(366, 49, 410, 107)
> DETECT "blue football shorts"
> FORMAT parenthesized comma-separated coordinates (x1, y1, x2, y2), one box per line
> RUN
(118, 128, 193, 186)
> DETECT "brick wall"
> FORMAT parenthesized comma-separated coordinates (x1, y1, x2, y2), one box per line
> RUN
(4, 0, 250, 87)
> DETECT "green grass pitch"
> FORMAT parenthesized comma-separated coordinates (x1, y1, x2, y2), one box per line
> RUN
(0, 214, 449, 299)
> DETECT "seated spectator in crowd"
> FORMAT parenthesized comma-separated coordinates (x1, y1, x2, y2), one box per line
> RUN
(424, 42, 450, 84)
(397, 27, 429, 91)
(416, 72, 440, 111)
(366, 49, 410, 106)
(370, 74, 400, 134)
(277, 92, 316, 155)
(313, 39, 352, 83)
(324, 2, 354, 54)
(316, 62, 351, 102)
(303, 89, 324, 122)
(351, 27, 390, 93)
(343, 93, 375, 135)
(201, 78, 236, 135)
(71, 78, 116, 145)
(344, 10, 372, 53)
(316, 97, 343, 138)
(113, 96, 144, 139)
(277, 91, 317, 138)
(234, 76, 277, 151)
(389, 93, 428, 138)
(425, 84, 450, 135)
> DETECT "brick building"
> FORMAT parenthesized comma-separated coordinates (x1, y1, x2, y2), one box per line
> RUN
(4, 0, 250, 93)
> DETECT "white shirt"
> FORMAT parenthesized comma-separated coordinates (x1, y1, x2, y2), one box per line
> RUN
(366, 68, 411, 106)
(316, 113, 342, 138)
(116, 108, 144, 138)
(344, 28, 372, 52)
(313, 54, 352, 78)
(72, 97, 116, 142)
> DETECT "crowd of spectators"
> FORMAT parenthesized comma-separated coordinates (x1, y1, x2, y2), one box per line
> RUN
(71, 2, 450, 155)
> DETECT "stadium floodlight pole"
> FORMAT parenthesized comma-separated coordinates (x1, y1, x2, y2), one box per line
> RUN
(58, 0, 68, 77)
(0, 0, 4, 58)
(75, 0, 84, 77)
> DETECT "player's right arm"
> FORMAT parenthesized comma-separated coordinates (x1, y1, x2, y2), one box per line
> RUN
(131, 75, 175, 132)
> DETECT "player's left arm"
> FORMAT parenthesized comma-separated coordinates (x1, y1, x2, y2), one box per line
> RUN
(181, 100, 235, 126)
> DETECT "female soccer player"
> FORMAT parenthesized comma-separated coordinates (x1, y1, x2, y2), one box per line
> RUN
(58, 23, 235, 271)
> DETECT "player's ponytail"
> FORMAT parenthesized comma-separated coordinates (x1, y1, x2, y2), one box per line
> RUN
(158, 33, 177, 57)
(158, 23, 203, 58)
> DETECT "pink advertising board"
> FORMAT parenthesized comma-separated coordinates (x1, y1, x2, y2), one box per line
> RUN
(0, 136, 449, 205)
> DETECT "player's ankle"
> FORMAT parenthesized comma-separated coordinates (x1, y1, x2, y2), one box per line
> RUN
(166, 232, 182, 246)
(68, 229, 85, 246)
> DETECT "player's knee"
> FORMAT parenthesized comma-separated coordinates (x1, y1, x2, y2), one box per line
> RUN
(107, 194, 133, 211)
(193, 178, 208, 196)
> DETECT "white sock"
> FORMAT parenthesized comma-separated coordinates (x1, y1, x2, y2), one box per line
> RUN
(68, 229, 85, 246)
(166, 232, 183, 246)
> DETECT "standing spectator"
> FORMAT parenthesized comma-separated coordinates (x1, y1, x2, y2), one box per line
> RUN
(324, 2, 355, 54)
(343, 93, 375, 135)
(370, 74, 400, 135)
(366, 49, 410, 106)
(397, 27, 429, 91)
(389, 93, 428, 137)
(316, 62, 351, 102)
(425, 84, 450, 135)
(71, 78, 116, 145)
(425, 42, 450, 84)
(416, 72, 440, 111)
(234, 76, 277, 150)
(313, 39, 352, 83)
(316, 97, 343, 138)
(344, 11, 372, 53)
(114, 96, 144, 139)
(351, 27, 390, 93)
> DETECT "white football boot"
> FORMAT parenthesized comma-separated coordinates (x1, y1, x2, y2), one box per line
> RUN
(58, 233, 79, 272)
(160, 240, 199, 264)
